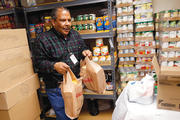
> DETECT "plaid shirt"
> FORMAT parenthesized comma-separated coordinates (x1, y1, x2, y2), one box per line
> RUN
(34, 28, 88, 88)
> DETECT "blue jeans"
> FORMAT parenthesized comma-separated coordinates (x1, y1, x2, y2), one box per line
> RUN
(46, 88, 77, 120)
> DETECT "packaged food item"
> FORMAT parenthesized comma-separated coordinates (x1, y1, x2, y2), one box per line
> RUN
(130, 57, 135, 61)
(128, 32, 133, 38)
(99, 56, 106, 62)
(29, 24, 36, 38)
(168, 51, 175, 58)
(101, 46, 109, 55)
(176, 41, 180, 48)
(174, 61, 180, 67)
(164, 10, 171, 18)
(177, 31, 180, 38)
(88, 14, 96, 20)
(117, 8, 122, 14)
(83, 14, 89, 21)
(96, 38, 104, 47)
(77, 15, 83, 21)
(169, 42, 176, 48)
(117, 16, 123, 23)
(103, 16, 110, 31)
(122, 7, 128, 13)
(177, 21, 180, 28)
(128, 6, 133, 12)
(169, 31, 176, 38)
(162, 21, 169, 28)
(128, 15, 133, 22)
(96, 17, 104, 32)
(125, 57, 130, 61)
(161, 61, 168, 66)
(92, 56, 99, 62)
(119, 49, 124, 54)
(128, 24, 133, 30)
(171, 10, 178, 17)
(162, 31, 169, 38)
(168, 61, 174, 66)
(175, 51, 180, 57)
(93, 47, 101, 56)
(124, 49, 129, 54)
(106, 55, 111, 61)
(123, 16, 128, 22)
(169, 21, 176, 28)
(161, 52, 168, 58)
(120, 57, 125, 62)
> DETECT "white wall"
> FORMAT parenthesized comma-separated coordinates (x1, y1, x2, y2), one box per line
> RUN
(153, 0, 180, 13)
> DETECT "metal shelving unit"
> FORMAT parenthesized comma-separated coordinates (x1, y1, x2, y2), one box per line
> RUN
(23, 0, 117, 117)
(0, 8, 23, 28)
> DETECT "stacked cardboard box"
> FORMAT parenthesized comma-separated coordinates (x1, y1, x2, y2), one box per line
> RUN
(152, 56, 180, 111)
(0, 29, 41, 120)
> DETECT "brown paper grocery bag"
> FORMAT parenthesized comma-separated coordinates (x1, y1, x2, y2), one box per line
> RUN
(61, 68, 84, 119)
(81, 57, 106, 93)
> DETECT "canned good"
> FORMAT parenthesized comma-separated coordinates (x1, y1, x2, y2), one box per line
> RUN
(88, 23, 96, 30)
(168, 61, 174, 66)
(130, 57, 135, 61)
(124, 49, 129, 54)
(101, 46, 109, 56)
(125, 57, 130, 61)
(96, 38, 104, 47)
(83, 14, 89, 21)
(77, 24, 83, 31)
(77, 15, 83, 21)
(92, 56, 99, 62)
(88, 14, 96, 20)
(99, 56, 106, 62)
(82, 24, 88, 30)
(106, 55, 111, 61)
(29, 24, 36, 38)
(176, 51, 180, 57)
(93, 47, 101, 56)
(168, 51, 175, 58)
(161, 61, 168, 66)
(120, 57, 125, 62)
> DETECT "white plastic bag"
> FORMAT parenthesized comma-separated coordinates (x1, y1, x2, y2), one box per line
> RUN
(127, 74, 155, 105)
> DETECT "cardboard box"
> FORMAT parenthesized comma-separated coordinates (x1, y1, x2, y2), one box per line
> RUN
(157, 81, 180, 111)
(152, 56, 180, 111)
(0, 61, 35, 91)
(0, 74, 40, 110)
(152, 56, 180, 81)
(0, 46, 31, 72)
(0, 92, 41, 120)
(0, 29, 28, 51)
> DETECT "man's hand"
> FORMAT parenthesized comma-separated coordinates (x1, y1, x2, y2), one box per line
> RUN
(82, 50, 92, 59)
(54, 62, 69, 75)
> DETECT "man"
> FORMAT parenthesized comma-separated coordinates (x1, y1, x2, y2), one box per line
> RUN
(34, 7, 92, 120)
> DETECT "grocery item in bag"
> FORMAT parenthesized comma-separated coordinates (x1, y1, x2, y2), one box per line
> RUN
(61, 68, 83, 119)
(82, 57, 106, 93)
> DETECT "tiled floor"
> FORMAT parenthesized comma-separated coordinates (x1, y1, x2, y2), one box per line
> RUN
(42, 100, 114, 120)
(79, 108, 113, 120)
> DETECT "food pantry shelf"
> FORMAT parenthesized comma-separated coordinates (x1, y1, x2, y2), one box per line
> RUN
(83, 90, 115, 100)
(0, 8, 14, 16)
(23, 0, 114, 12)
(80, 31, 115, 39)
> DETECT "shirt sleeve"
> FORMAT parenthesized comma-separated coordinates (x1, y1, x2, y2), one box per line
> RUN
(33, 34, 55, 74)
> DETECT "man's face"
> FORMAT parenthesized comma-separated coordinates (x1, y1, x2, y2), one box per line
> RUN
(52, 9, 71, 36)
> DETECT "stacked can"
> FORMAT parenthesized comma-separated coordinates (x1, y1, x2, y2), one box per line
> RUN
(72, 14, 96, 32)
(134, 0, 155, 78)
(158, 9, 180, 67)
(116, 0, 138, 87)
(92, 38, 110, 63)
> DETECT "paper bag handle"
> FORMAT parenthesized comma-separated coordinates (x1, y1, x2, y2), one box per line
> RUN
(67, 68, 78, 83)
